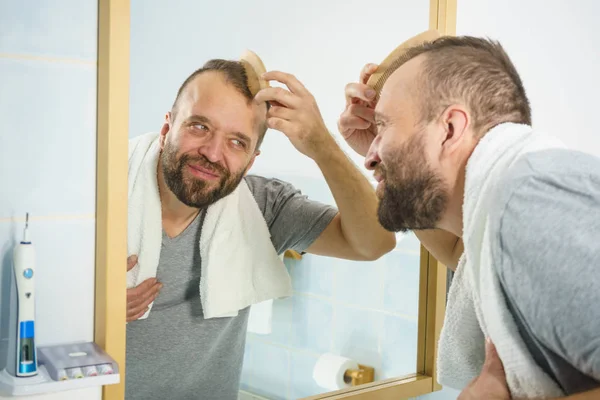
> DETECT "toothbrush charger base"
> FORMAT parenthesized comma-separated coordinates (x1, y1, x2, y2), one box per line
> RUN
(0, 366, 119, 397)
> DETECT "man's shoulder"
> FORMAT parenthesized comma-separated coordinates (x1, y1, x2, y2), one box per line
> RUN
(488, 149, 600, 383)
(489, 147, 600, 288)
(243, 174, 300, 214)
(490, 148, 600, 224)
(244, 174, 297, 198)
(489, 146, 600, 298)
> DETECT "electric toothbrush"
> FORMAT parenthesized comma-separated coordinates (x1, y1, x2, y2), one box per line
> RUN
(13, 213, 38, 377)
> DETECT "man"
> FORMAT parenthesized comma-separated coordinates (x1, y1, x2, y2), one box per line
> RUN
(125, 59, 395, 400)
(339, 36, 600, 398)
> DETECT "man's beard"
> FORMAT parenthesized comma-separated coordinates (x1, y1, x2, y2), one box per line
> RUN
(377, 134, 450, 232)
(161, 140, 246, 209)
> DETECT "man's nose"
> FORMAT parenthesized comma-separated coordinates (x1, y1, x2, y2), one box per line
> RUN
(364, 137, 382, 171)
(199, 135, 225, 165)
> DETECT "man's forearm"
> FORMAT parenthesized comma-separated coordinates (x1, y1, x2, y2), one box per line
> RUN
(314, 137, 395, 259)
(413, 229, 464, 270)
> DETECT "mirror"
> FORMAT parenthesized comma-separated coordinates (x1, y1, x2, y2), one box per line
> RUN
(125, 1, 434, 399)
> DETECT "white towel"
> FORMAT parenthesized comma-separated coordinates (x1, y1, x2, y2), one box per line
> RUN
(127, 132, 292, 319)
(438, 123, 566, 398)
(247, 253, 286, 334)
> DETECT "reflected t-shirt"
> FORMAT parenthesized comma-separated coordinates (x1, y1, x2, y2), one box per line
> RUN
(125, 175, 337, 400)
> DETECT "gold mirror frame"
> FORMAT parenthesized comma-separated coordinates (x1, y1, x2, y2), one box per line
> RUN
(94, 0, 457, 398)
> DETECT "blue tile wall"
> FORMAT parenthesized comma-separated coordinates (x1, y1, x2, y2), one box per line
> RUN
(289, 352, 322, 399)
(242, 339, 290, 400)
(333, 257, 385, 310)
(243, 176, 424, 399)
(290, 296, 334, 354)
(383, 251, 421, 318)
(331, 306, 384, 379)
(288, 255, 335, 297)
(380, 315, 419, 380)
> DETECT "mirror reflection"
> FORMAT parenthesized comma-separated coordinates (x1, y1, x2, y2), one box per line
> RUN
(126, 1, 429, 399)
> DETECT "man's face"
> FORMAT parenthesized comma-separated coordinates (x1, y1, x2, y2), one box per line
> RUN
(365, 57, 450, 232)
(160, 71, 266, 209)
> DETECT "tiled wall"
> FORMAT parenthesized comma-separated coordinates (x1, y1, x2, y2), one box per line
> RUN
(240, 175, 424, 400)
(0, 1, 100, 399)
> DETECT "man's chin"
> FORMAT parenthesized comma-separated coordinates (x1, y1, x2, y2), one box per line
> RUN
(377, 205, 406, 232)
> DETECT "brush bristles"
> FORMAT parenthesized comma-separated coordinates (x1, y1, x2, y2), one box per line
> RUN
(240, 49, 269, 98)
(367, 30, 441, 99)
(371, 50, 420, 98)
(241, 59, 261, 97)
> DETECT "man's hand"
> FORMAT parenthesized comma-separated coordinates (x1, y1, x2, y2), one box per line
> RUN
(126, 255, 162, 322)
(458, 339, 511, 400)
(255, 71, 335, 161)
(337, 63, 379, 156)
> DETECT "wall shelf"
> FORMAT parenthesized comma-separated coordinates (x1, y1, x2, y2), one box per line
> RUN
(0, 367, 119, 397)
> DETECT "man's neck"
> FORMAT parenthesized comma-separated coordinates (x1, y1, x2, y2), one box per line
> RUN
(440, 168, 466, 238)
(437, 144, 475, 238)
(157, 160, 201, 238)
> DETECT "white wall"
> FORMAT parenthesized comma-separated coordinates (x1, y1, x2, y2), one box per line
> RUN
(0, 1, 100, 399)
(457, 0, 600, 156)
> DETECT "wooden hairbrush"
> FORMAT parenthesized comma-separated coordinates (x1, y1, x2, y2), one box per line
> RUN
(366, 29, 442, 97)
(240, 49, 270, 97)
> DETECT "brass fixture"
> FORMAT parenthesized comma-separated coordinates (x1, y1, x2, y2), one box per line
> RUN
(284, 249, 302, 260)
(343, 364, 375, 386)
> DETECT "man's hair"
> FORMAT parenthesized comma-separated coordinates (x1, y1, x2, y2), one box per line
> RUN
(171, 59, 269, 150)
(392, 36, 531, 136)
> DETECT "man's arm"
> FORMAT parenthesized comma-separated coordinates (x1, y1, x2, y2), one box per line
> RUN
(305, 138, 395, 260)
(255, 71, 395, 261)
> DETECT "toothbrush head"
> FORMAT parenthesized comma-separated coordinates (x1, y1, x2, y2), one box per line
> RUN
(23, 212, 30, 242)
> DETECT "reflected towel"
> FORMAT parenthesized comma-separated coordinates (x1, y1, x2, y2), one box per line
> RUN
(127, 132, 292, 319)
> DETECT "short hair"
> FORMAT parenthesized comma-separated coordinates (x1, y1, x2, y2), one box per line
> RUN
(171, 59, 269, 150)
(389, 36, 531, 136)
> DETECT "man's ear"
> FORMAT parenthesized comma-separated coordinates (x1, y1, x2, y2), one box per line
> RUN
(244, 152, 259, 176)
(159, 112, 172, 150)
(440, 105, 469, 155)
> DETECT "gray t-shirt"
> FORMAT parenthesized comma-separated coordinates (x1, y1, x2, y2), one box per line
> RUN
(125, 175, 337, 400)
(488, 148, 600, 395)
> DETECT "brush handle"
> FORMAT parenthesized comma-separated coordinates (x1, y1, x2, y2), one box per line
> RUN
(13, 242, 37, 376)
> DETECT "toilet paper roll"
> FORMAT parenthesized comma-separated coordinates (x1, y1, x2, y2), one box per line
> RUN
(313, 353, 359, 391)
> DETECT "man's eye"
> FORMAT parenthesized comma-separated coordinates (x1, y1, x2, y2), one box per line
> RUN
(232, 139, 246, 148)
(193, 124, 208, 131)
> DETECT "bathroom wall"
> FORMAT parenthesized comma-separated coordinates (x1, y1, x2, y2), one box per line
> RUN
(457, 0, 600, 157)
(0, 1, 100, 399)
(240, 176, 421, 399)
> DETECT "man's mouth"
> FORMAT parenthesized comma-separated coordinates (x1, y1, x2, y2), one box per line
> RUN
(187, 163, 221, 180)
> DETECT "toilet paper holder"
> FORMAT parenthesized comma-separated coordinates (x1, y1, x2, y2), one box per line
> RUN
(343, 364, 375, 386)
